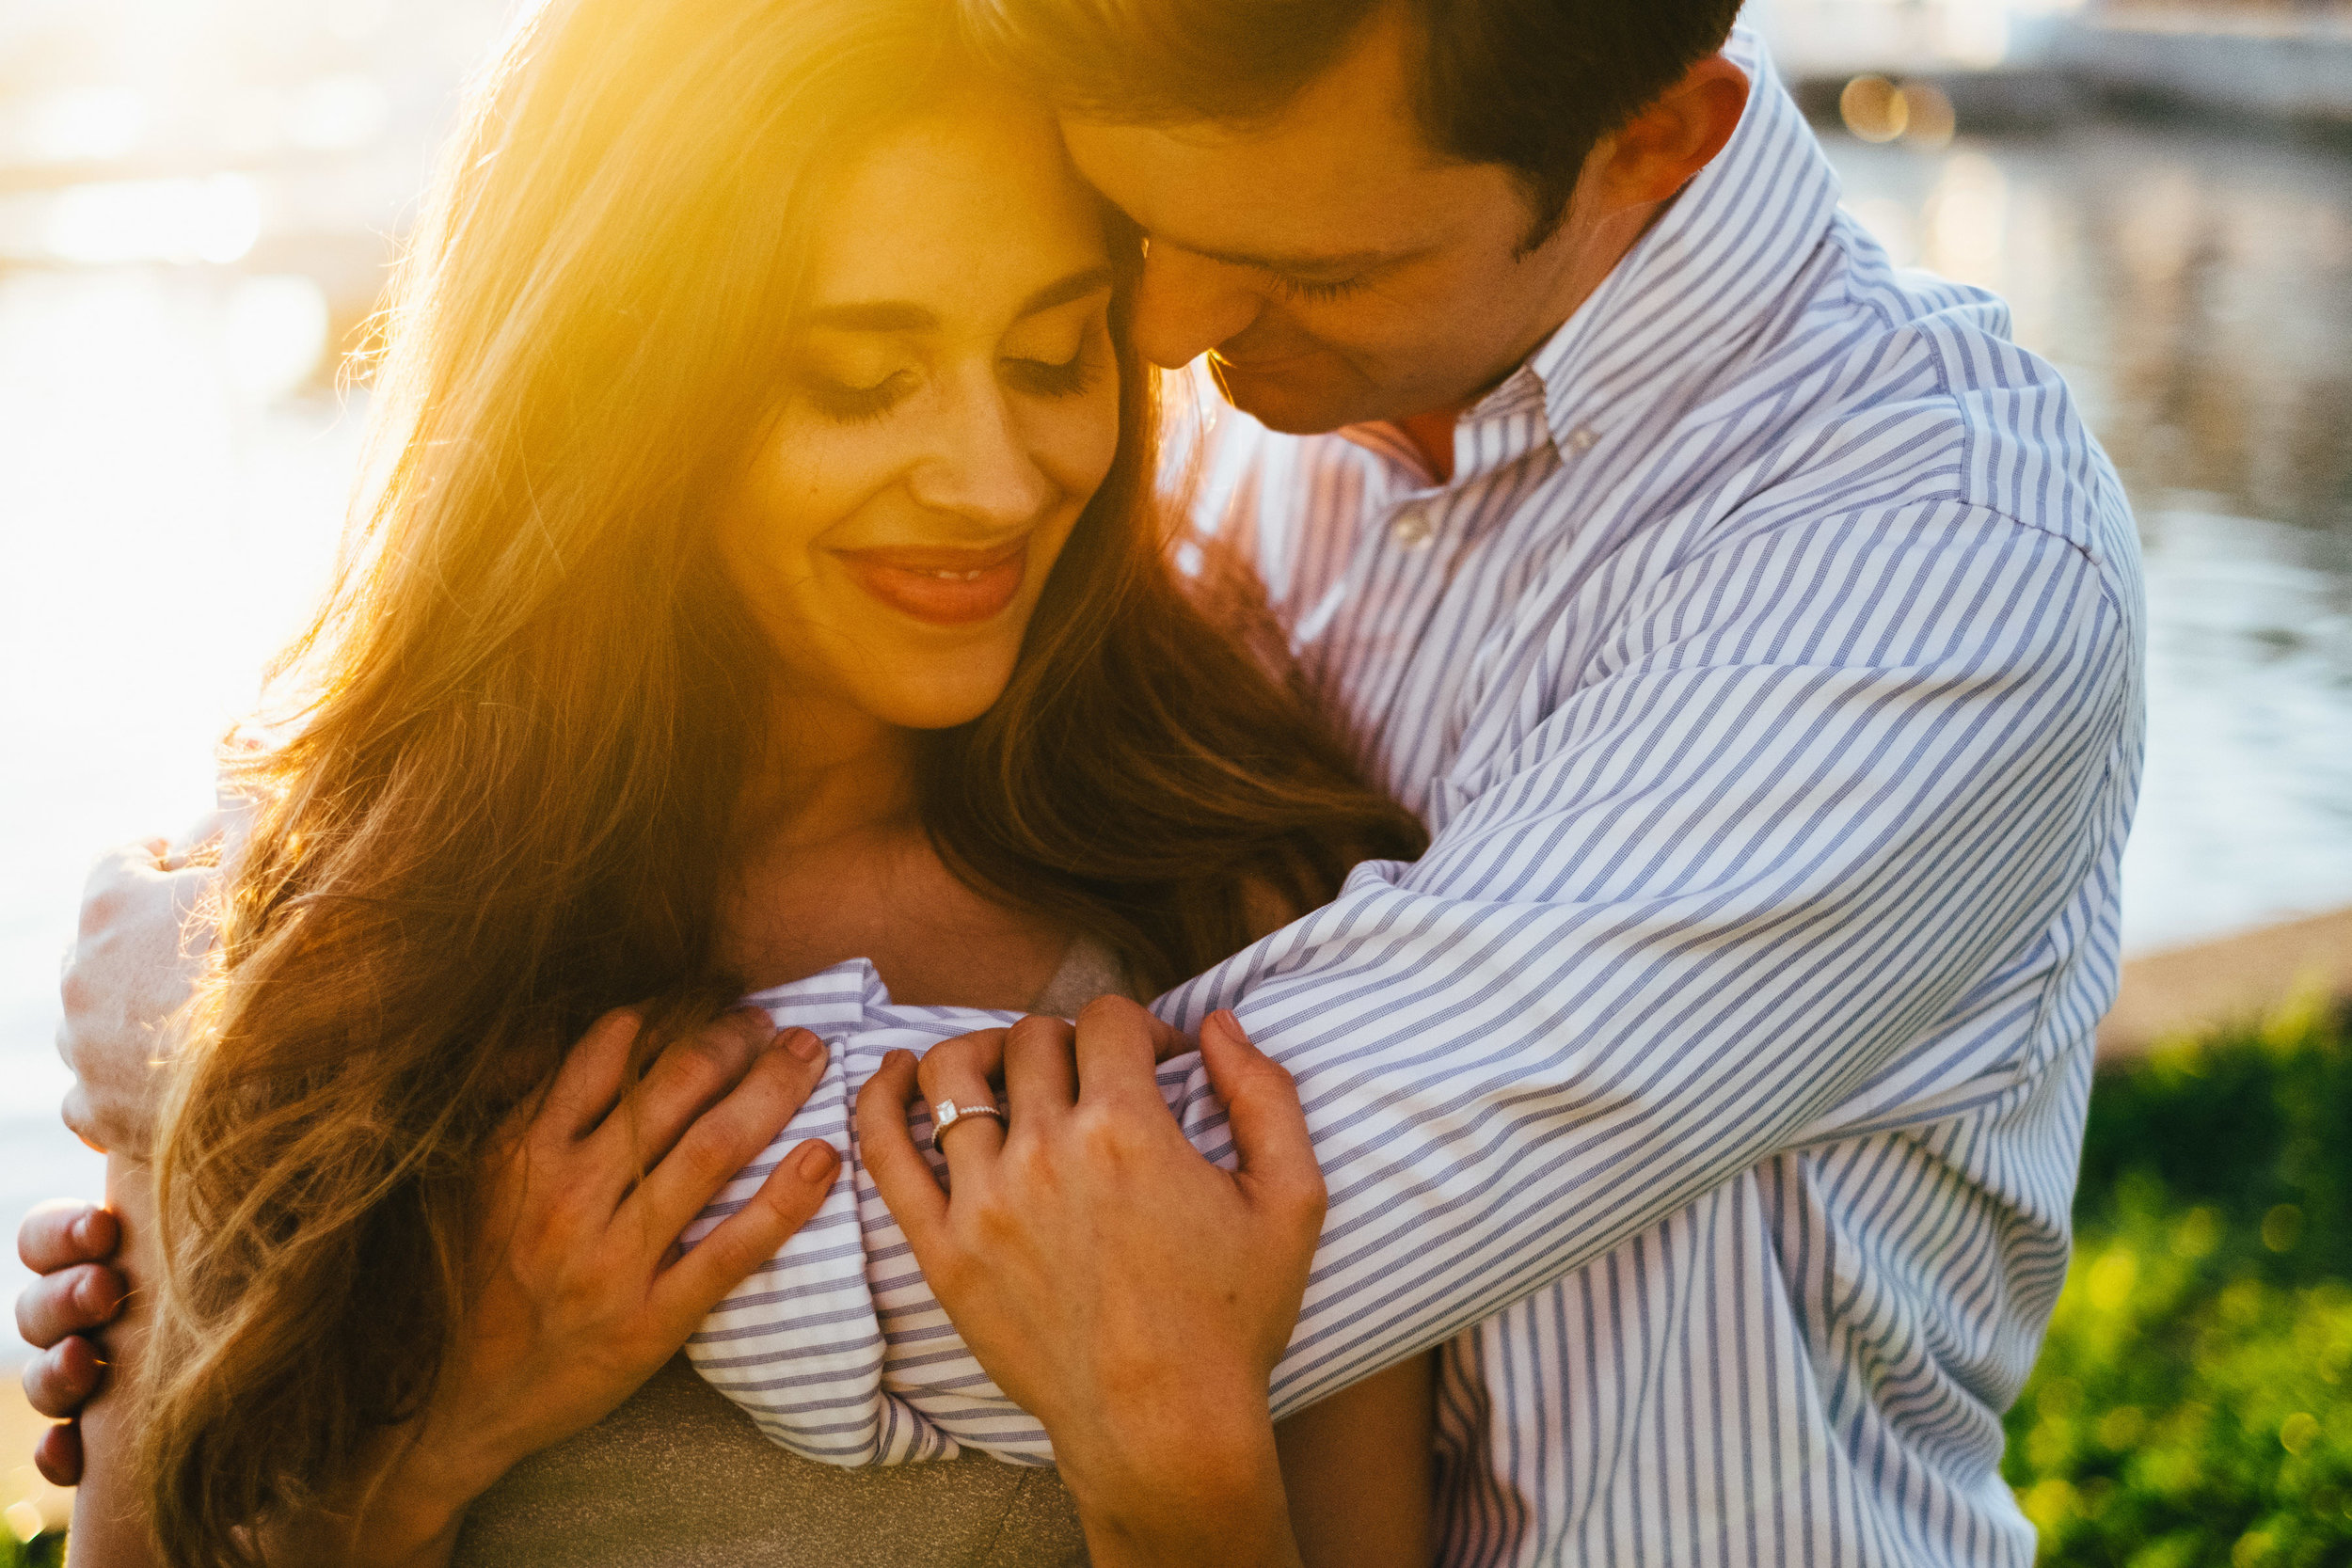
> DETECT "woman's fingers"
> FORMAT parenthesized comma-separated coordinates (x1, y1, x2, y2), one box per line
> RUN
(915, 1032, 1009, 1176)
(14, 1262, 123, 1351)
(588, 1009, 786, 1181)
(651, 1137, 840, 1324)
(537, 1006, 645, 1147)
(1072, 996, 1181, 1119)
(628, 1029, 827, 1242)
(33, 1419, 81, 1488)
(855, 1050, 951, 1255)
(18, 1199, 116, 1274)
(1001, 1016, 1077, 1129)
(20, 1334, 105, 1420)
(1200, 1010, 1326, 1228)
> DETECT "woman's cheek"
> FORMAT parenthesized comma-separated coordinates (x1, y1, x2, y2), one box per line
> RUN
(1039, 378, 1121, 501)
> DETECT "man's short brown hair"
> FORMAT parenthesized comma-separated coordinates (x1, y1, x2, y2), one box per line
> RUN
(960, 0, 1741, 246)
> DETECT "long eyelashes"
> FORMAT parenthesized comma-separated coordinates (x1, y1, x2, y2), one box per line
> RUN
(799, 348, 1101, 427)
(802, 372, 914, 424)
(1274, 275, 1367, 305)
(1001, 348, 1099, 399)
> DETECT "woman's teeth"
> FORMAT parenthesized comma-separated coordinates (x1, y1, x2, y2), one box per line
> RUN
(925, 567, 988, 581)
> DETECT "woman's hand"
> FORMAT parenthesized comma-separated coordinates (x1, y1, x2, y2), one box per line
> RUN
(856, 1000, 1325, 1568)
(339, 1006, 844, 1566)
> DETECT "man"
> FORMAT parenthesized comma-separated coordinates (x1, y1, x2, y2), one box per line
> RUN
(27, 1, 2139, 1562)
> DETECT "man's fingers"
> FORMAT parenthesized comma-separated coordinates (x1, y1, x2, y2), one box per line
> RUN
(1199, 1010, 1326, 1227)
(78, 841, 169, 915)
(1001, 1016, 1077, 1128)
(34, 1420, 82, 1488)
(855, 1051, 952, 1255)
(630, 1031, 827, 1241)
(652, 1137, 840, 1325)
(15, 1263, 124, 1350)
(915, 1032, 1009, 1177)
(1072, 996, 1179, 1117)
(57, 1082, 108, 1156)
(19, 1200, 116, 1273)
(20, 1337, 105, 1420)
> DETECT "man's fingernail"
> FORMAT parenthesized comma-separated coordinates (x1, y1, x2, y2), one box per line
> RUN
(792, 1142, 839, 1180)
(883, 1049, 914, 1071)
(781, 1028, 822, 1063)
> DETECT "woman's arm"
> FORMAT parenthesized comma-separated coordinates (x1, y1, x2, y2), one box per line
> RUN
(857, 1002, 1329, 1568)
(29, 1009, 844, 1567)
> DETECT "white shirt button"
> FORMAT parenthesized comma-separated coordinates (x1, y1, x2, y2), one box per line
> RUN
(1567, 426, 1598, 452)
(1391, 510, 1434, 547)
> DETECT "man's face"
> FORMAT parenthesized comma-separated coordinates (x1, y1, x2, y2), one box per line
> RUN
(1059, 9, 1595, 435)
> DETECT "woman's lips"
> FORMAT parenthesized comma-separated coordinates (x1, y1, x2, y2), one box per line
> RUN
(833, 537, 1030, 626)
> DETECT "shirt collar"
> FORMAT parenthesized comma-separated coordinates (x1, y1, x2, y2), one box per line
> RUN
(1518, 26, 1843, 455)
(1332, 28, 1840, 492)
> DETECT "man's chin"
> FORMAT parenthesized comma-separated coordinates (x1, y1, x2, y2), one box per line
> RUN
(1212, 363, 1364, 436)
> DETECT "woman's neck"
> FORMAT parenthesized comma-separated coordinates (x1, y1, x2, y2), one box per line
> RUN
(740, 690, 923, 854)
(722, 689, 1073, 1008)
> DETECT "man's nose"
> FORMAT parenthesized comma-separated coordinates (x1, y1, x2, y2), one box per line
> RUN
(1130, 243, 1262, 370)
(905, 372, 1054, 530)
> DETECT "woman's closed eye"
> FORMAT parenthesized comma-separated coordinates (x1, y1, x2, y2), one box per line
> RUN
(801, 368, 916, 424)
(1001, 346, 1098, 400)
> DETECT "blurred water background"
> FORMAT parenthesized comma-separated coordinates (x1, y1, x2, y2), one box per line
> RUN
(0, 0, 2348, 1319)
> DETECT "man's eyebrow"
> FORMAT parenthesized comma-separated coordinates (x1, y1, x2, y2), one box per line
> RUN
(803, 266, 1116, 334)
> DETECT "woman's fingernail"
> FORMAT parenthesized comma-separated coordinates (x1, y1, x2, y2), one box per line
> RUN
(1208, 1009, 1242, 1042)
(882, 1049, 914, 1071)
(71, 1212, 96, 1250)
(793, 1142, 839, 1180)
(780, 1028, 823, 1063)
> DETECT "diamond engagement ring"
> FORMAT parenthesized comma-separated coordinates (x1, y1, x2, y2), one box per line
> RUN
(930, 1099, 1005, 1151)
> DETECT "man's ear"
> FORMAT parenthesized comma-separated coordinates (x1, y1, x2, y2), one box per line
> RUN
(1596, 55, 1751, 210)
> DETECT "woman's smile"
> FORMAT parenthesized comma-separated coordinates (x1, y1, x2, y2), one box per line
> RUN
(832, 534, 1032, 626)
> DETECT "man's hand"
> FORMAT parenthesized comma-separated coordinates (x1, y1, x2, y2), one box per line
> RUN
(857, 999, 1324, 1568)
(15, 1199, 126, 1484)
(57, 840, 219, 1160)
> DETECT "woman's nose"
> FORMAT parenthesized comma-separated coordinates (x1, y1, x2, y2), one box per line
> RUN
(905, 373, 1055, 530)
(1130, 243, 1262, 371)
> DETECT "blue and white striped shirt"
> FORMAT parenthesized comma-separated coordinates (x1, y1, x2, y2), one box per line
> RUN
(686, 30, 2141, 1566)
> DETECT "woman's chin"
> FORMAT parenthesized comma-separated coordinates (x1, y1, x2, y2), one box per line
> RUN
(859, 671, 1016, 733)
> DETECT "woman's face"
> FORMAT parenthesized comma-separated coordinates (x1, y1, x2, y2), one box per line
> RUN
(723, 92, 1121, 735)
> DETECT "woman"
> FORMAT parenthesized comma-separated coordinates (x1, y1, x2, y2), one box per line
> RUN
(45, 0, 1437, 1562)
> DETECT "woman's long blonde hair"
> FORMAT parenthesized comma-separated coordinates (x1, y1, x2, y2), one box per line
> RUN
(140, 0, 1422, 1560)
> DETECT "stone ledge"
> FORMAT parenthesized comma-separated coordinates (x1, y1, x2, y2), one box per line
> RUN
(2098, 907, 2352, 1062)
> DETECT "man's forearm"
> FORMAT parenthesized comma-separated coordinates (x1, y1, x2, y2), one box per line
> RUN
(688, 528, 2130, 1466)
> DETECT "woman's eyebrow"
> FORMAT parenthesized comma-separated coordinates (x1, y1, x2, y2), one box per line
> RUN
(802, 265, 1116, 335)
(805, 301, 938, 332)
(1015, 264, 1115, 320)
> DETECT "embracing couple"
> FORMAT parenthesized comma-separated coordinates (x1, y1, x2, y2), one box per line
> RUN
(19, 0, 2142, 1563)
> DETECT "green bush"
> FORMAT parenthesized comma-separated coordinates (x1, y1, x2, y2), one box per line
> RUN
(2007, 992, 2352, 1566)
(0, 1532, 63, 1568)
